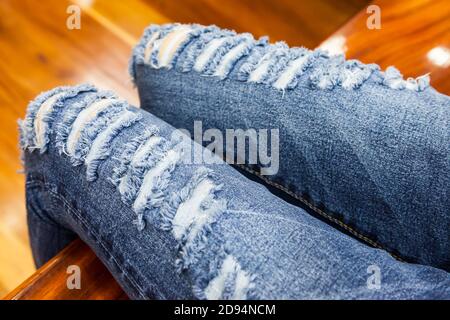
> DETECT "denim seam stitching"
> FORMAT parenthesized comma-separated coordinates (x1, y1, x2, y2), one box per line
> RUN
(48, 186, 153, 299)
(26, 178, 156, 299)
(234, 163, 404, 262)
(26, 182, 75, 231)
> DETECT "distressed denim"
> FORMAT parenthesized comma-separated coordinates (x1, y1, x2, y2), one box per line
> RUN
(131, 23, 450, 271)
(20, 84, 450, 299)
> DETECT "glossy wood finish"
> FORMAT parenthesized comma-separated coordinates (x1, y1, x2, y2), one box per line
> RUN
(141, 0, 368, 48)
(3, 239, 128, 300)
(0, 0, 366, 297)
(324, 0, 450, 94)
(0, 0, 142, 297)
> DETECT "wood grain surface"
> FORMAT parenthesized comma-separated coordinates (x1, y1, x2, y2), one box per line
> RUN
(3, 238, 128, 300)
(323, 0, 450, 93)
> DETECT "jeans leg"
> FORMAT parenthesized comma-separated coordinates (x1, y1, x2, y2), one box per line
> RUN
(20, 84, 450, 299)
(131, 23, 450, 271)
(26, 179, 77, 267)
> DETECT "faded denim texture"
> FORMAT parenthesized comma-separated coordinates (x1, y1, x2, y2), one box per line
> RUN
(131, 23, 450, 271)
(20, 85, 450, 299)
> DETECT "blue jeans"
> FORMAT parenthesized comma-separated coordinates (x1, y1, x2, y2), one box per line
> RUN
(20, 84, 450, 299)
(131, 23, 450, 271)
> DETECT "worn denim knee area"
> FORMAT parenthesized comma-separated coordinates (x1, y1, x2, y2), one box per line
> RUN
(19, 84, 450, 299)
(130, 23, 450, 271)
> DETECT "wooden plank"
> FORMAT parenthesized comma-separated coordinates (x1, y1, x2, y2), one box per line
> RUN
(0, 0, 146, 295)
(74, 0, 169, 42)
(140, 0, 369, 48)
(0, 222, 35, 297)
(323, 0, 450, 94)
(3, 239, 128, 300)
(75, 0, 369, 48)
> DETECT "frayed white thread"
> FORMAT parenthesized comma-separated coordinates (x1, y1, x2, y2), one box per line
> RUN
(194, 37, 229, 72)
(132, 149, 181, 215)
(204, 255, 251, 300)
(110, 127, 159, 187)
(136, 24, 432, 92)
(117, 136, 163, 195)
(382, 66, 430, 91)
(21, 84, 96, 152)
(157, 26, 193, 68)
(273, 54, 309, 89)
(131, 136, 163, 167)
(34, 92, 66, 149)
(144, 31, 161, 63)
(248, 52, 273, 83)
(171, 178, 216, 240)
(85, 110, 141, 181)
(204, 255, 237, 300)
(247, 45, 289, 84)
(233, 269, 252, 300)
(66, 98, 117, 155)
(159, 167, 213, 231)
(213, 41, 251, 78)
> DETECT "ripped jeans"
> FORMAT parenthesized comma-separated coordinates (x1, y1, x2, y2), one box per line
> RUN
(131, 24, 450, 271)
(20, 84, 450, 299)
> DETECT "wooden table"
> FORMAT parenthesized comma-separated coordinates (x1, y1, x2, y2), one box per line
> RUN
(4, 239, 128, 300)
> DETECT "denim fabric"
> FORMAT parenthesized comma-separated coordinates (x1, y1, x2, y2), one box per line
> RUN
(131, 23, 450, 271)
(20, 85, 450, 299)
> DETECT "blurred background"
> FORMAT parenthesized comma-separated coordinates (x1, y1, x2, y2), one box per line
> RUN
(0, 0, 449, 297)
